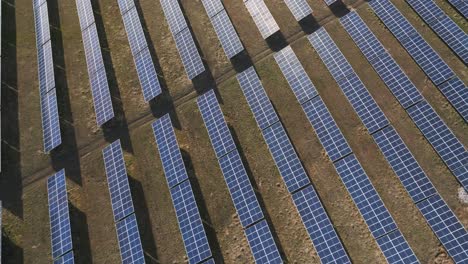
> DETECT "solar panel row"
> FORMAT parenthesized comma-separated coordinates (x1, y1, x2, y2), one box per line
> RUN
(201, 0, 244, 59)
(76, 0, 115, 126)
(368, 0, 468, 122)
(405, 0, 468, 64)
(152, 114, 213, 264)
(47, 170, 74, 262)
(160, 0, 205, 79)
(33, 1, 62, 152)
(447, 0, 468, 18)
(283, 0, 312, 21)
(340, 11, 468, 192)
(236, 67, 351, 264)
(273, 42, 416, 261)
(244, 0, 280, 39)
(102, 140, 145, 263)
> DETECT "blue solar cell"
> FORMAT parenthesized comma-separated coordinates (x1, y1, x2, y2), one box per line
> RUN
(376, 230, 419, 264)
(34, 3, 51, 46)
(53, 251, 75, 264)
(41, 89, 62, 152)
(372, 126, 436, 203)
(334, 154, 398, 238)
(117, 0, 135, 15)
(406, 0, 468, 64)
(197, 89, 236, 158)
(283, 0, 312, 21)
(219, 150, 264, 228)
(244, 220, 282, 264)
(201, 0, 224, 18)
(210, 10, 244, 59)
(122, 7, 147, 56)
(447, 0, 468, 18)
(115, 214, 145, 264)
(336, 74, 389, 134)
(407, 101, 468, 190)
(89, 65, 115, 126)
(292, 186, 351, 264)
(47, 170, 73, 260)
(302, 96, 352, 162)
(274, 46, 318, 104)
(37, 40, 56, 95)
(75, 0, 94, 30)
(417, 194, 468, 263)
(102, 140, 135, 222)
(236, 67, 279, 130)
(160, 0, 188, 35)
(244, 0, 280, 39)
(152, 114, 189, 188)
(134, 48, 162, 101)
(307, 28, 354, 82)
(173, 28, 205, 79)
(170, 180, 212, 264)
(438, 78, 468, 122)
(262, 122, 310, 193)
(340, 12, 423, 109)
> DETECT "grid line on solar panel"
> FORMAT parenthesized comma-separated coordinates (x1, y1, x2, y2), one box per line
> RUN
(53, 251, 75, 264)
(41, 89, 62, 152)
(236, 67, 279, 130)
(174, 28, 205, 79)
(34, 3, 51, 46)
(407, 101, 468, 190)
(133, 47, 162, 101)
(47, 170, 73, 260)
(210, 10, 244, 59)
(416, 194, 468, 263)
(406, 0, 468, 64)
(376, 230, 419, 264)
(160, 0, 188, 35)
(152, 114, 189, 188)
(302, 96, 352, 162)
(115, 214, 145, 264)
(262, 122, 310, 193)
(372, 126, 436, 203)
(197, 89, 236, 158)
(122, 7, 147, 57)
(37, 40, 56, 96)
(292, 185, 351, 263)
(244, 220, 283, 264)
(340, 11, 423, 109)
(274, 46, 318, 104)
(219, 151, 264, 228)
(89, 66, 114, 126)
(244, 0, 280, 39)
(447, 0, 468, 18)
(102, 140, 135, 222)
(170, 180, 212, 264)
(75, 0, 95, 31)
(284, 0, 312, 21)
(334, 154, 398, 238)
(201, 0, 224, 18)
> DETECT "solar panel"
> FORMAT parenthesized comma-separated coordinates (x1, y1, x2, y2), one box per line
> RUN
(244, 0, 280, 39)
(152, 114, 189, 188)
(170, 180, 212, 264)
(372, 126, 437, 203)
(37, 40, 56, 95)
(406, 0, 468, 64)
(201, 0, 224, 18)
(334, 154, 398, 238)
(283, 0, 312, 21)
(159, 0, 188, 35)
(41, 89, 62, 152)
(115, 214, 145, 264)
(33, 0, 47, 10)
(89, 63, 115, 126)
(376, 230, 419, 264)
(201, 258, 215, 264)
(117, 0, 135, 15)
(292, 186, 351, 263)
(81, 23, 105, 75)
(197, 89, 236, 158)
(407, 101, 468, 190)
(417, 194, 468, 263)
(75, 0, 94, 31)
(34, 3, 51, 46)
(122, 7, 147, 56)
(437, 78, 468, 122)
(219, 150, 264, 228)
(174, 28, 205, 79)
(244, 220, 283, 264)
(340, 11, 423, 109)
(262, 122, 310, 193)
(274, 46, 318, 104)
(210, 10, 244, 59)
(102, 140, 135, 222)
(236, 67, 279, 130)
(302, 96, 352, 162)
(134, 47, 162, 101)
(53, 251, 75, 264)
(47, 170, 73, 260)
(447, 0, 468, 18)
(323, 0, 337, 6)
